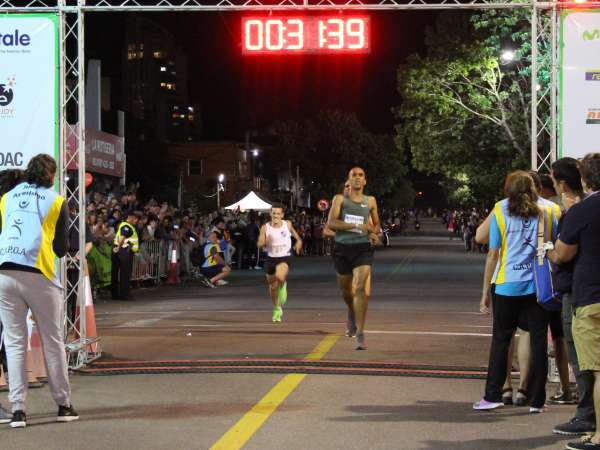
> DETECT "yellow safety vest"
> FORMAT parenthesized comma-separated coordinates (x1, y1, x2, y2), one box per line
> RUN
(0, 182, 64, 287)
(114, 221, 139, 253)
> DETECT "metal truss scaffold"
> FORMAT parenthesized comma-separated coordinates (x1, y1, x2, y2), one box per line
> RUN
(531, 2, 557, 171)
(59, 3, 100, 369)
(1, 0, 584, 367)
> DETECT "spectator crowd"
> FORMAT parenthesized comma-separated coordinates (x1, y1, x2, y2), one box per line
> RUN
(470, 154, 600, 450)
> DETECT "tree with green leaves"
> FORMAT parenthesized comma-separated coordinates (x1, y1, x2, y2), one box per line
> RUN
(395, 10, 547, 204)
(267, 110, 410, 201)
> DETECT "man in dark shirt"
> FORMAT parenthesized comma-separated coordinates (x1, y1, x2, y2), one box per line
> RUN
(549, 153, 600, 450)
(551, 158, 595, 436)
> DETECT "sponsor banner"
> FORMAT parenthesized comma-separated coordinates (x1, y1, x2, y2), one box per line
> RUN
(0, 14, 59, 170)
(560, 10, 600, 159)
(66, 126, 125, 178)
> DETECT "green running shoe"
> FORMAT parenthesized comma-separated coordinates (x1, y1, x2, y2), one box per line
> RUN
(272, 306, 282, 322)
(278, 282, 288, 307)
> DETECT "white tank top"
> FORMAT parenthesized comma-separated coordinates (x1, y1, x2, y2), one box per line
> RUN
(266, 221, 292, 258)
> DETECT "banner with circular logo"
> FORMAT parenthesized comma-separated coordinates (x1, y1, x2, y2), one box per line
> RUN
(0, 14, 59, 170)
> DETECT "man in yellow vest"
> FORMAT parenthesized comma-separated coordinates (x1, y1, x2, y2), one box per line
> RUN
(0, 154, 78, 427)
(111, 210, 139, 300)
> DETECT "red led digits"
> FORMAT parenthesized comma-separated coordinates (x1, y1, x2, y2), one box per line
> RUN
(347, 19, 365, 49)
(242, 16, 370, 55)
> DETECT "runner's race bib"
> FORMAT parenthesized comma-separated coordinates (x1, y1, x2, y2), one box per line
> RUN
(344, 213, 365, 234)
(270, 243, 290, 257)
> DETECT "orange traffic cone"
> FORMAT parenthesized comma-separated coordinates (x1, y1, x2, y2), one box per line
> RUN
(29, 321, 48, 382)
(75, 275, 101, 355)
(83, 275, 99, 354)
(166, 243, 179, 285)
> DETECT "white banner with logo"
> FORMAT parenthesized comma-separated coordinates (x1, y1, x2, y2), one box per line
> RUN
(0, 14, 58, 170)
(560, 10, 600, 159)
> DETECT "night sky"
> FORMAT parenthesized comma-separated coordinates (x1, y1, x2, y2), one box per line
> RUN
(86, 11, 437, 139)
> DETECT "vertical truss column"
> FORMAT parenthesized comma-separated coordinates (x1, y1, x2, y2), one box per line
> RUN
(531, 2, 557, 171)
(531, 2, 538, 170)
(59, 0, 94, 369)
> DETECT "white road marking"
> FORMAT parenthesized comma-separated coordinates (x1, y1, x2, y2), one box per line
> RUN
(106, 322, 494, 337)
(97, 310, 275, 316)
(366, 330, 492, 337)
(117, 312, 179, 328)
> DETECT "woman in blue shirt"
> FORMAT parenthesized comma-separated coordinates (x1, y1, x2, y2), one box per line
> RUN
(474, 171, 549, 413)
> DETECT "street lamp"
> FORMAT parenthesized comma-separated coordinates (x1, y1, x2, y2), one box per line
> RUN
(500, 49, 515, 64)
(251, 149, 260, 189)
(217, 173, 225, 210)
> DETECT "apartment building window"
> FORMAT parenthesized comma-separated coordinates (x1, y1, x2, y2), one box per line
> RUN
(188, 159, 203, 176)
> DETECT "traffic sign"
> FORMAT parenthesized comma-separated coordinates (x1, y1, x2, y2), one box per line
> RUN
(317, 199, 330, 211)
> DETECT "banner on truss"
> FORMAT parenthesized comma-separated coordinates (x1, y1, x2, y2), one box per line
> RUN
(560, 10, 600, 160)
(0, 14, 59, 170)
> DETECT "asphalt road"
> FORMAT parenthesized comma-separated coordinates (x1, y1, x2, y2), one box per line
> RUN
(0, 225, 579, 450)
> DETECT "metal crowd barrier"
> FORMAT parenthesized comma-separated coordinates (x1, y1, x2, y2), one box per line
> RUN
(131, 240, 166, 284)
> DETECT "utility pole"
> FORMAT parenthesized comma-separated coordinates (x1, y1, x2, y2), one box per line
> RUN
(296, 165, 300, 208)
(217, 173, 225, 211)
(288, 159, 293, 210)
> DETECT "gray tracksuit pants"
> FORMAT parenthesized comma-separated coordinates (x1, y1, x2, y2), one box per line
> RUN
(0, 271, 71, 412)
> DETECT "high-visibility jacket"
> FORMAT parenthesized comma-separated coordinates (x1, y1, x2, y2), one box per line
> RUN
(114, 221, 139, 253)
(202, 242, 221, 268)
(491, 198, 558, 294)
(0, 182, 65, 286)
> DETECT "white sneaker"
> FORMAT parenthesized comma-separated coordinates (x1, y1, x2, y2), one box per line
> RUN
(529, 405, 547, 414)
(215, 280, 229, 286)
(473, 399, 504, 410)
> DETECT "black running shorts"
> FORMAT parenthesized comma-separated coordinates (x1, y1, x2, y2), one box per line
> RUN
(264, 256, 291, 275)
(201, 264, 224, 278)
(333, 242, 374, 275)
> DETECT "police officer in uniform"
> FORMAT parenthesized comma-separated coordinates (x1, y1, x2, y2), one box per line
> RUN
(111, 210, 139, 300)
(0, 154, 78, 427)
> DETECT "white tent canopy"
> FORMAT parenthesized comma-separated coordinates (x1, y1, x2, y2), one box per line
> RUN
(225, 191, 272, 212)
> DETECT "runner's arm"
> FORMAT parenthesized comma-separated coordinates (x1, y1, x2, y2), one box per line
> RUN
(327, 195, 366, 232)
(323, 225, 336, 238)
(368, 196, 381, 234)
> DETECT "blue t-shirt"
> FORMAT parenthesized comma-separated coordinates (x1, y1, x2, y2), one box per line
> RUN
(489, 213, 535, 296)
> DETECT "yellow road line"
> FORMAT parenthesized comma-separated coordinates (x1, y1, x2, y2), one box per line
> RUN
(304, 334, 339, 360)
(209, 334, 340, 450)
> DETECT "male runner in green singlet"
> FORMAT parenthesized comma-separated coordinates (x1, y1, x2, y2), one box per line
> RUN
(327, 167, 380, 350)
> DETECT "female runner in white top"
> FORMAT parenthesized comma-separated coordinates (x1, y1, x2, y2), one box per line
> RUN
(257, 205, 303, 322)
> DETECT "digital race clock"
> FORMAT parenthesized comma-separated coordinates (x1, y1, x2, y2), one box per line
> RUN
(242, 16, 371, 54)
